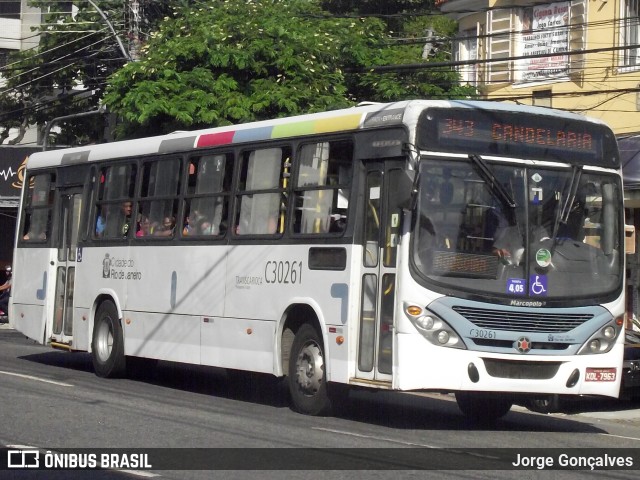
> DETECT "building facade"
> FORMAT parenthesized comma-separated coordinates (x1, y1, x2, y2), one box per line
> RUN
(438, 0, 640, 137)
(0, 0, 41, 146)
(0, 1, 40, 62)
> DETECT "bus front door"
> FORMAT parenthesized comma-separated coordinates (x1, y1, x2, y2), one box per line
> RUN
(356, 161, 403, 384)
(50, 188, 83, 348)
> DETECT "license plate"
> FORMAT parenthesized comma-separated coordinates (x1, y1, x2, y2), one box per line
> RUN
(585, 367, 617, 382)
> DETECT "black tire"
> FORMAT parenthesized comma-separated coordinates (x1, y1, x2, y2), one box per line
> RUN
(455, 392, 512, 423)
(288, 324, 331, 415)
(526, 395, 561, 414)
(91, 301, 126, 378)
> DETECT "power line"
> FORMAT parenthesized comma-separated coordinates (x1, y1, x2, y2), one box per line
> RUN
(0, 28, 111, 74)
(348, 42, 640, 73)
(0, 37, 117, 96)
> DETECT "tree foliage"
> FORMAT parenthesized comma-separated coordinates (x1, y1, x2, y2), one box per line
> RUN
(105, 0, 381, 137)
(0, 0, 175, 146)
(0, 0, 475, 143)
(105, 0, 475, 138)
(0, 1, 129, 145)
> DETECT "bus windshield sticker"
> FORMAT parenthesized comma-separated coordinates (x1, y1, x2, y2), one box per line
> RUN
(535, 249, 552, 268)
(530, 187, 543, 204)
(529, 275, 548, 296)
(506, 278, 526, 295)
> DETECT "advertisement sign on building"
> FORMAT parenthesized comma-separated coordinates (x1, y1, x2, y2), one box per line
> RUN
(519, 2, 570, 82)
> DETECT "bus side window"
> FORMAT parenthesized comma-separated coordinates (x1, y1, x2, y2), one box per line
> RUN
(94, 163, 137, 239)
(292, 140, 353, 235)
(138, 157, 181, 238)
(183, 153, 233, 237)
(235, 147, 290, 236)
(22, 173, 54, 242)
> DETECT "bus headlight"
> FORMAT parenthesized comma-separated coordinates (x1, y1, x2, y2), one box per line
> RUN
(416, 315, 434, 330)
(577, 319, 621, 355)
(437, 330, 450, 344)
(404, 303, 466, 349)
(603, 326, 616, 339)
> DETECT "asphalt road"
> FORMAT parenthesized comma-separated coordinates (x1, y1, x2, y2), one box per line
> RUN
(1, 321, 639, 480)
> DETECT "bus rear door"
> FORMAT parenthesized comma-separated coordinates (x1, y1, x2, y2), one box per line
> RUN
(50, 187, 83, 348)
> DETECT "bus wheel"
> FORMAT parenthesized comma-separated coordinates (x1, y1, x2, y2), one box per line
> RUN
(288, 324, 331, 416)
(455, 392, 512, 423)
(91, 301, 126, 378)
(526, 395, 561, 414)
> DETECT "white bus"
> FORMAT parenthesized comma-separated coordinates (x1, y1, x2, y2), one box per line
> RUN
(10, 100, 627, 421)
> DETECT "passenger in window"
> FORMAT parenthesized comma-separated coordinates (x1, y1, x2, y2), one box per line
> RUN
(95, 212, 106, 237)
(182, 214, 194, 236)
(23, 228, 46, 241)
(136, 216, 151, 237)
(329, 214, 347, 233)
(120, 201, 133, 238)
(199, 219, 214, 235)
(23, 219, 47, 241)
(154, 216, 175, 237)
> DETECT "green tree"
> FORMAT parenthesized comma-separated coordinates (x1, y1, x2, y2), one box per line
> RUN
(1, 0, 474, 144)
(321, 0, 475, 102)
(104, 0, 385, 137)
(0, 0, 180, 146)
(104, 0, 474, 138)
(352, 15, 476, 102)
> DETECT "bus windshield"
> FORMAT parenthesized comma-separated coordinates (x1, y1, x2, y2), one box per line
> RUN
(411, 157, 623, 304)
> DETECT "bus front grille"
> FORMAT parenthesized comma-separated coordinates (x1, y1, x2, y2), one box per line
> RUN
(453, 306, 593, 333)
(482, 358, 562, 379)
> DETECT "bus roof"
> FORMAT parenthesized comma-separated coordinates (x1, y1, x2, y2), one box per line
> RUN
(26, 99, 611, 169)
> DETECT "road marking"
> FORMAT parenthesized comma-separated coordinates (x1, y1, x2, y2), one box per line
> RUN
(312, 427, 500, 460)
(114, 470, 160, 478)
(600, 432, 640, 442)
(0, 370, 73, 387)
(313, 426, 437, 447)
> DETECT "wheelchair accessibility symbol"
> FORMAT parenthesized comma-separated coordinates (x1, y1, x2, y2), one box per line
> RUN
(529, 275, 547, 296)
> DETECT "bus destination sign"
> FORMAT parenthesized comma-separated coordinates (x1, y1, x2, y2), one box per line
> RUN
(417, 108, 619, 166)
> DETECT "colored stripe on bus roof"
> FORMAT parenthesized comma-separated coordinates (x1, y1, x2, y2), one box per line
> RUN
(271, 121, 315, 138)
(195, 113, 363, 149)
(233, 126, 274, 143)
(196, 130, 236, 147)
(315, 114, 362, 133)
(271, 114, 362, 138)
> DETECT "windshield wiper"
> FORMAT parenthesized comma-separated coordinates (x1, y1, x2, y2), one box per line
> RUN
(469, 154, 517, 210)
(550, 164, 583, 250)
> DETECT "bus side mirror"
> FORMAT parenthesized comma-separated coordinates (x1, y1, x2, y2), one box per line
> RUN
(391, 170, 417, 211)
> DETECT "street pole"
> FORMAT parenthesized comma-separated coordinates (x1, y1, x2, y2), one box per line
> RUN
(86, 0, 131, 61)
(42, 109, 104, 151)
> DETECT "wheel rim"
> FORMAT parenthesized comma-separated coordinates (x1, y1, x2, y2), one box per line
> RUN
(95, 318, 114, 363)
(294, 340, 324, 397)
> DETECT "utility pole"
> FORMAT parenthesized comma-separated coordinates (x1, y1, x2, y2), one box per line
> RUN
(128, 0, 142, 61)
(422, 27, 436, 59)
